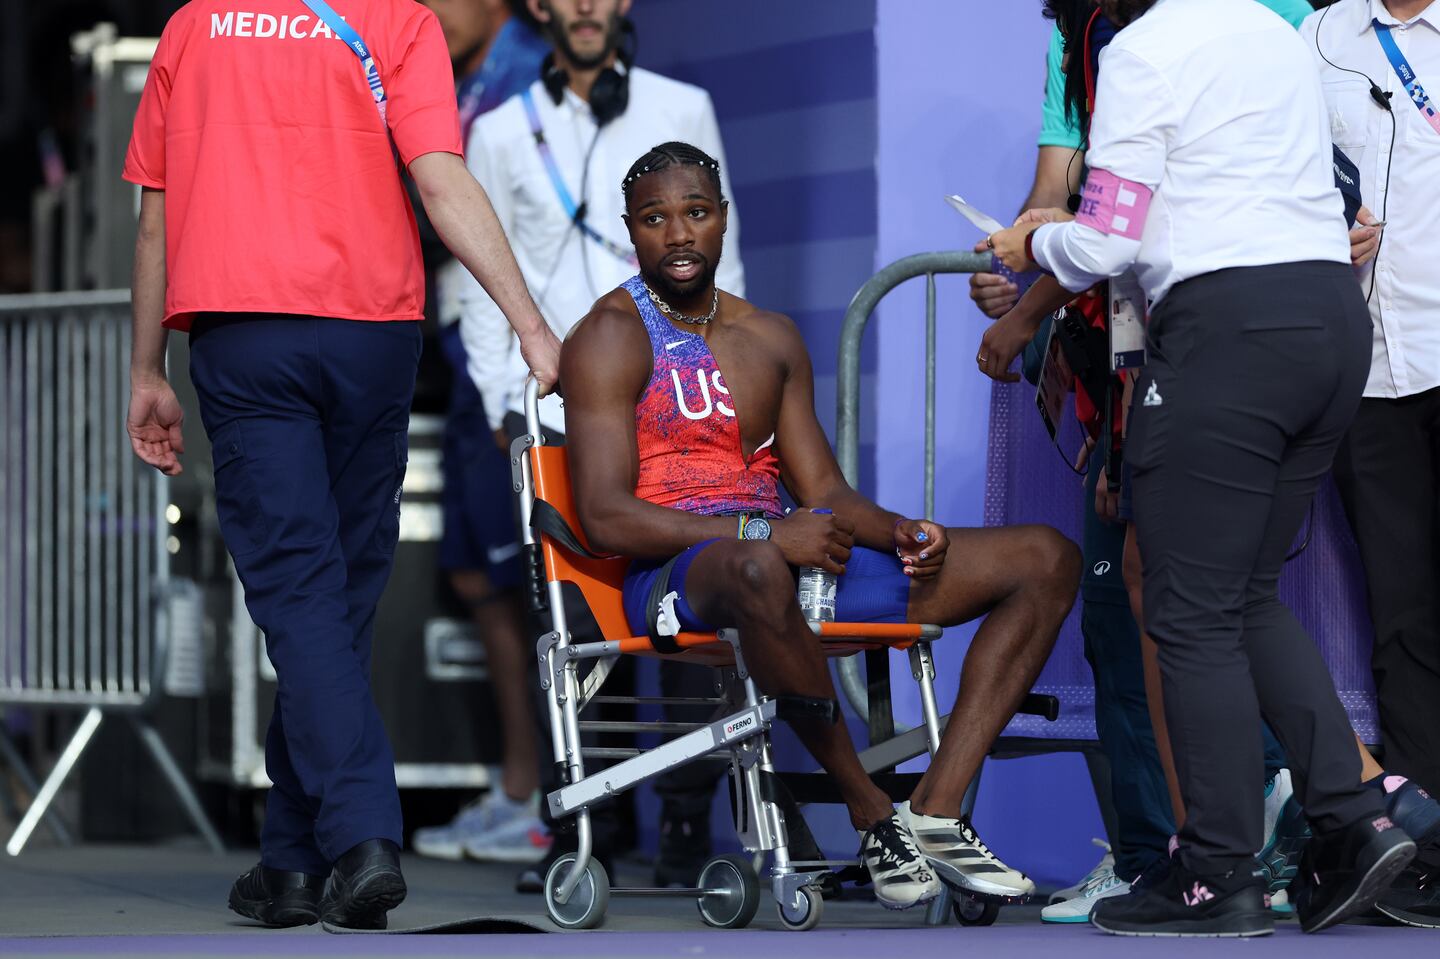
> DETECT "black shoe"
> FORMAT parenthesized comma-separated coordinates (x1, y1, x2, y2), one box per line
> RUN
(1090, 859, 1272, 937)
(1374, 863, 1440, 929)
(228, 863, 324, 927)
(320, 839, 407, 930)
(654, 808, 711, 888)
(1290, 813, 1416, 932)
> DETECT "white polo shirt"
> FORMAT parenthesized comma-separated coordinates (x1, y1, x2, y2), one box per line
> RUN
(1302, 0, 1440, 399)
(1032, 0, 1349, 307)
(454, 67, 745, 431)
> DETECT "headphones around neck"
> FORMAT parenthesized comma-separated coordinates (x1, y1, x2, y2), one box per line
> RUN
(541, 18, 636, 127)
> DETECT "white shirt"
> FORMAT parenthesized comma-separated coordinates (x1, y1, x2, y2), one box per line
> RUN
(1302, 0, 1440, 399)
(451, 67, 744, 431)
(1033, 0, 1349, 307)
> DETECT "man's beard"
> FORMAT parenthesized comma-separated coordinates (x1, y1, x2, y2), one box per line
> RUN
(642, 251, 723, 307)
(551, 11, 624, 71)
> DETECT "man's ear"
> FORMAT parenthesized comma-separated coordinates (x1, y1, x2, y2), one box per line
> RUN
(528, 0, 551, 25)
(719, 199, 729, 234)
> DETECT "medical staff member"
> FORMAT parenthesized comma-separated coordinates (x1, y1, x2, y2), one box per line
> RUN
(123, 0, 560, 931)
(989, 0, 1414, 938)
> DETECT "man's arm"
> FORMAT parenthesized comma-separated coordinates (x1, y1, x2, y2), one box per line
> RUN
(409, 151, 561, 392)
(769, 318, 947, 577)
(126, 187, 184, 476)
(562, 308, 738, 559)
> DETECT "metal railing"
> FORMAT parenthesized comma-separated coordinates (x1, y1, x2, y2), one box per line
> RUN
(833, 251, 990, 728)
(0, 290, 222, 855)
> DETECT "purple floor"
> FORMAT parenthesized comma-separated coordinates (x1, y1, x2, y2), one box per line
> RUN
(1, 845, 1431, 958)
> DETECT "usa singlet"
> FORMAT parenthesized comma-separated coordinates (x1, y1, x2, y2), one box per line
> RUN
(625, 275, 783, 518)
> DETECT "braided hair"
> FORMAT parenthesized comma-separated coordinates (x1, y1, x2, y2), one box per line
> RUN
(621, 141, 724, 206)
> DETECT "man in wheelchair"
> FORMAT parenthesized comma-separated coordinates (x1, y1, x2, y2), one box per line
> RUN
(558, 141, 1083, 911)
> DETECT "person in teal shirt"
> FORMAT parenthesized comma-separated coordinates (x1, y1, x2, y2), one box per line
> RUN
(1040, 0, 1318, 151)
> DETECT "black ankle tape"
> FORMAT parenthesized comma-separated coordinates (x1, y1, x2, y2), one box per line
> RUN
(775, 696, 841, 725)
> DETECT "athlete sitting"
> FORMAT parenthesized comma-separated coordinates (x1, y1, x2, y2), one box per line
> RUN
(559, 141, 1082, 910)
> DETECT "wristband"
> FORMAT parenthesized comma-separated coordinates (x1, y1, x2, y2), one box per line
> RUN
(737, 512, 750, 540)
(1024, 229, 1037, 267)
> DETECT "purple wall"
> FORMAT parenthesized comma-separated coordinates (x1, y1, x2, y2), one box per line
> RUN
(874, 2, 1108, 886)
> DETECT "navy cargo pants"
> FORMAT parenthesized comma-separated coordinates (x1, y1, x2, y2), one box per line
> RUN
(190, 314, 420, 875)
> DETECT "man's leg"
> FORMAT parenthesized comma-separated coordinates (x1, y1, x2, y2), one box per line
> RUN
(1079, 453, 1173, 886)
(678, 538, 941, 909)
(681, 540, 892, 829)
(190, 316, 405, 868)
(1334, 390, 1440, 797)
(902, 525, 1080, 817)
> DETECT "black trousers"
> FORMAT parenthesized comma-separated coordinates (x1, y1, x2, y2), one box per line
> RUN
(1128, 261, 1385, 874)
(1334, 387, 1440, 797)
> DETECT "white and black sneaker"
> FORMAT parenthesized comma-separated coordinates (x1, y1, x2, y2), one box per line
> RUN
(899, 801, 1035, 901)
(858, 811, 942, 909)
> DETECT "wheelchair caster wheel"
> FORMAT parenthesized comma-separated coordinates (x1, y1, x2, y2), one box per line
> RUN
(952, 893, 1000, 926)
(777, 885, 823, 931)
(697, 854, 760, 929)
(544, 853, 610, 929)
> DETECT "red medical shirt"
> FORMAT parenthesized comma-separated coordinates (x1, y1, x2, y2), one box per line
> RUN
(123, 1, 463, 331)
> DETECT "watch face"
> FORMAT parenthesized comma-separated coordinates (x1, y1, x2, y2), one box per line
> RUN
(742, 517, 772, 541)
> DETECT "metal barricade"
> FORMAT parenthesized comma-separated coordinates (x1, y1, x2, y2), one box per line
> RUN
(0, 290, 222, 855)
(833, 251, 989, 730)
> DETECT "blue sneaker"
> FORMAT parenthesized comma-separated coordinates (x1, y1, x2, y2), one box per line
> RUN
(1376, 776, 1440, 928)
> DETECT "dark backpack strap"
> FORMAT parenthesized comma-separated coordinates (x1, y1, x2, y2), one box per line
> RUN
(529, 498, 605, 559)
(644, 554, 684, 654)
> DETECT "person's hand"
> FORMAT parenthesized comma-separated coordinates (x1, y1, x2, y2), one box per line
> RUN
(1095, 465, 1120, 524)
(987, 223, 1044, 274)
(127, 375, 185, 476)
(1350, 206, 1382, 268)
(894, 519, 948, 579)
(969, 265, 1019, 320)
(976, 307, 1035, 383)
(1015, 207, 1075, 228)
(771, 509, 854, 576)
(520, 323, 563, 396)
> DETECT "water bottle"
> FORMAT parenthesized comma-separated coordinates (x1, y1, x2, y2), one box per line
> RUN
(797, 509, 837, 622)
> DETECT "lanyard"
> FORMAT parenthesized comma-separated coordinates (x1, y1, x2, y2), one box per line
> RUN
(1375, 20, 1440, 137)
(520, 89, 639, 267)
(299, 0, 388, 125)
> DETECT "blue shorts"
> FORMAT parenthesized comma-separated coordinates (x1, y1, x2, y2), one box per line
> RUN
(437, 326, 521, 588)
(622, 542, 913, 638)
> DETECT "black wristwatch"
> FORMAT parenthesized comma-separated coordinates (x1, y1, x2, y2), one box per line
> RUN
(740, 516, 772, 541)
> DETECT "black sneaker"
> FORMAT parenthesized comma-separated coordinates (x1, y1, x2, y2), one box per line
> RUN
(319, 839, 407, 930)
(654, 808, 711, 888)
(228, 863, 324, 927)
(1289, 813, 1416, 932)
(1089, 859, 1272, 937)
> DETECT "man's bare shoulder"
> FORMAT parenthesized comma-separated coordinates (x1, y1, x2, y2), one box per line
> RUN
(561, 290, 652, 389)
(721, 292, 808, 355)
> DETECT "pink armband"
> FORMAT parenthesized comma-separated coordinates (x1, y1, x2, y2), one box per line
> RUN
(1076, 169, 1153, 241)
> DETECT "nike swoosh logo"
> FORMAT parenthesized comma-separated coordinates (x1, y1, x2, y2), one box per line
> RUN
(665, 340, 686, 350)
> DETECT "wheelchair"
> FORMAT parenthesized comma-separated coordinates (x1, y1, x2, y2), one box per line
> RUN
(513, 379, 1051, 931)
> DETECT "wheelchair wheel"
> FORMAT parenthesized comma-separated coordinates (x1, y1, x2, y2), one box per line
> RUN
(952, 893, 1000, 927)
(697, 854, 760, 929)
(777, 885, 823, 931)
(544, 853, 610, 930)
